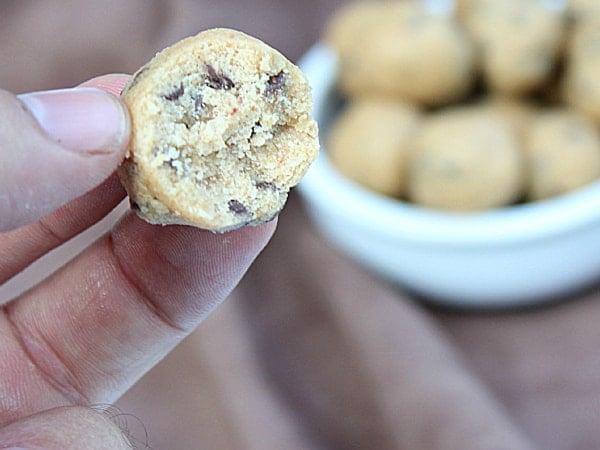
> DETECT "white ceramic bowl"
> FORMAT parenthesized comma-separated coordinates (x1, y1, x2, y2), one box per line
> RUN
(297, 43, 600, 309)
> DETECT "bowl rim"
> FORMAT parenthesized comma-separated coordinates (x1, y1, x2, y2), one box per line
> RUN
(298, 43, 600, 247)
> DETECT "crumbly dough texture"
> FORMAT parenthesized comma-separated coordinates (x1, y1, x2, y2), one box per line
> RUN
(118, 28, 319, 232)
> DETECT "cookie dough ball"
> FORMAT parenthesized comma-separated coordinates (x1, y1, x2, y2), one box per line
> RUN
(563, 23, 600, 125)
(463, 0, 567, 95)
(524, 109, 600, 200)
(325, 1, 394, 63)
(407, 108, 524, 211)
(472, 96, 536, 142)
(335, 1, 476, 106)
(327, 99, 422, 198)
(568, 0, 600, 24)
(118, 28, 319, 232)
(454, 0, 471, 18)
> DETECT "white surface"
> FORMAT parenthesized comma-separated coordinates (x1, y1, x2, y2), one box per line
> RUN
(297, 43, 600, 308)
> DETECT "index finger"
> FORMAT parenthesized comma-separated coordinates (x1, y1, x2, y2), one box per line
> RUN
(1, 214, 276, 424)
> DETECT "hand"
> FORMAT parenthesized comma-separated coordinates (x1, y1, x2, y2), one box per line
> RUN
(0, 75, 276, 449)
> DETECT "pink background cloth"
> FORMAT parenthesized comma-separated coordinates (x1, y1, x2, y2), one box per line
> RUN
(2, 2, 600, 449)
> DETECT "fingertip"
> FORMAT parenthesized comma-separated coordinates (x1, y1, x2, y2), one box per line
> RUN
(0, 85, 130, 231)
(0, 406, 133, 450)
(79, 74, 132, 97)
(18, 87, 130, 156)
(116, 212, 277, 270)
(109, 214, 278, 330)
(221, 217, 279, 248)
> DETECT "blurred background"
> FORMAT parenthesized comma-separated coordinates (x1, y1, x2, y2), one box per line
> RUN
(0, 0, 344, 93)
(4, 1, 600, 450)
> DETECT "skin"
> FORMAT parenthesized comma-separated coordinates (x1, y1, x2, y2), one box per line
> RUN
(0, 74, 276, 449)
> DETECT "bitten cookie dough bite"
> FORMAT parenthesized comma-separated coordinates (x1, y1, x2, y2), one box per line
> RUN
(118, 28, 319, 232)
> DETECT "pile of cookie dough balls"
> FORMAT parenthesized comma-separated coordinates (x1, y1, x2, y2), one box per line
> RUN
(324, 0, 600, 211)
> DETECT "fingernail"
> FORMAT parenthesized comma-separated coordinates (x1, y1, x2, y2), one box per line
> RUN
(18, 87, 130, 154)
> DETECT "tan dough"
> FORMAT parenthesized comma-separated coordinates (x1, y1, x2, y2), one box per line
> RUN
(407, 107, 524, 211)
(324, 1, 396, 63)
(568, 0, 600, 24)
(463, 0, 567, 95)
(118, 28, 319, 232)
(524, 109, 600, 200)
(327, 98, 422, 198)
(471, 96, 537, 142)
(330, 1, 476, 106)
(563, 23, 600, 125)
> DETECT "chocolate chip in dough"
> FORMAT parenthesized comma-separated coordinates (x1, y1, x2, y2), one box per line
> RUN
(266, 71, 285, 95)
(164, 83, 185, 101)
(205, 64, 235, 90)
(228, 199, 248, 215)
(128, 67, 149, 90)
(255, 180, 278, 190)
(129, 200, 141, 211)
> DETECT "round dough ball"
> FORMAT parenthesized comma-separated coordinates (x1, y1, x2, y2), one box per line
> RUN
(327, 98, 422, 198)
(407, 107, 524, 211)
(325, 1, 396, 62)
(563, 23, 600, 125)
(471, 96, 537, 142)
(568, 0, 600, 24)
(524, 109, 600, 200)
(118, 29, 319, 232)
(336, 2, 476, 106)
(463, 0, 567, 95)
(454, 0, 472, 18)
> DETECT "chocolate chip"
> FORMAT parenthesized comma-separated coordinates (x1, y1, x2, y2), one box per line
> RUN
(205, 64, 235, 90)
(249, 121, 261, 140)
(162, 159, 175, 169)
(164, 83, 184, 101)
(228, 199, 248, 215)
(255, 181, 278, 191)
(266, 71, 285, 95)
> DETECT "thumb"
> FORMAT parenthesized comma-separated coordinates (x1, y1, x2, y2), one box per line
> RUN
(0, 86, 130, 232)
(0, 406, 134, 450)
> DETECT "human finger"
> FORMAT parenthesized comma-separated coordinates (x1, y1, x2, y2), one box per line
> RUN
(0, 83, 130, 232)
(0, 75, 131, 284)
(0, 173, 125, 285)
(1, 215, 277, 419)
(79, 73, 131, 97)
(0, 406, 133, 450)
